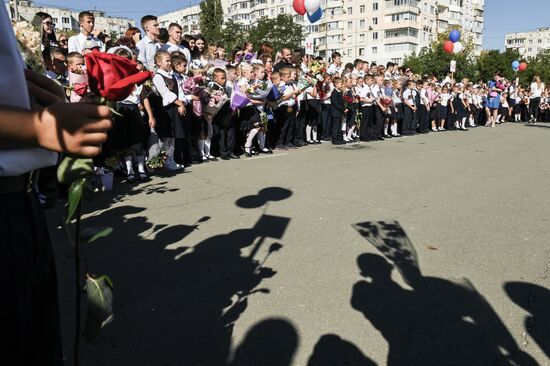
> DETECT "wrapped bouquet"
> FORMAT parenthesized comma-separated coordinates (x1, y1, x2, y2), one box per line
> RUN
(182, 75, 208, 116)
(12, 21, 43, 73)
(202, 87, 229, 123)
(310, 60, 326, 77)
(246, 80, 272, 100)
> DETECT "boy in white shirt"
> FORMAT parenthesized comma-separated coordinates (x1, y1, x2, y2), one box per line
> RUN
(68, 11, 105, 53)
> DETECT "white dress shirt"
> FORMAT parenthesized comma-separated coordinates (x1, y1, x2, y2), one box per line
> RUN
(152, 69, 178, 106)
(68, 32, 105, 54)
(359, 85, 374, 106)
(136, 35, 160, 71)
(0, 5, 58, 176)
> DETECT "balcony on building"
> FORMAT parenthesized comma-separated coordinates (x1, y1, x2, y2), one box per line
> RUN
(437, 19, 448, 32)
(384, 21, 420, 31)
(385, 0, 420, 10)
(436, 0, 450, 9)
(325, 0, 343, 10)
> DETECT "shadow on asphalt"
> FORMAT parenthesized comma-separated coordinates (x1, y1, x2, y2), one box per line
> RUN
(505, 282, 550, 360)
(60, 186, 303, 365)
(351, 220, 539, 366)
(523, 123, 550, 129)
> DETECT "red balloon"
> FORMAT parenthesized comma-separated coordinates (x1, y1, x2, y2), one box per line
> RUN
(519, 62, 528, 72)
(443, 41, 454, 54)
(293, 0, 306, 15)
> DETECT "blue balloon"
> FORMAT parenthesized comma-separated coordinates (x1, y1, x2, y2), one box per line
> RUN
(307, 7, 323, 23)
(511, 60, 520, 69)
(449, 30, 461, 43)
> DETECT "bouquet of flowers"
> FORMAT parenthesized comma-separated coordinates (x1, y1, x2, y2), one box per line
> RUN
(297, 75, 316, 91)
(267, 83, 286, 102)
(310, 60, 326, 77)
(202, 87, 229, 123)
(146, 151, 167, 171)
(230, 82, 251, 111)
(12, 21, 43, 73)
(182, 75, 208, 117)
(380, 96, 392, 108)
(343, 94, 354, 111)
(246, 80, 272, 100)
(317, 81, 332, 101)
(259, 111, 269, 130)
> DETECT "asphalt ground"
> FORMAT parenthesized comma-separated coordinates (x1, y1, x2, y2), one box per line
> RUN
(49, 122, 550, 365)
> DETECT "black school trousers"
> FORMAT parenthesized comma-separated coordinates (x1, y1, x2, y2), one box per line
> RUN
(0, 189, 63, 365)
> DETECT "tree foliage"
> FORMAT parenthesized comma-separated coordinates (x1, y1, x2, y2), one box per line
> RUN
(403, 27, 476, 81)
(248, 15, 303, 53)
(522, 49, 550, 86)
(476, 48, 521, 82)
(218, 19, 247, 52)
(199, 0, 223, 45)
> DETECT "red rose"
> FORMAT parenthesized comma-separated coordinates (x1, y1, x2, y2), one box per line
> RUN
(343, 95, 354, 104)
(73, 82, 88, 96)
(85, 49, 151, 101)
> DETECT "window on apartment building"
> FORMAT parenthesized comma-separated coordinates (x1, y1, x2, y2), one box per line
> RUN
(280, 7, 285, 13)
(372, 47, 378, 54)
(528, 48, 532, 52)
(62, 17, 69, 24)
(385, 27, 418, 38)
(52, 18, 58, 25)
(529, 40, 533, 44)
(348, 21, 353, 30)
(373, 2, 378, 10)
(539, 39, 543, 44)
(373, 32, 378, 40)
(359, 19, 365, 28)
(359, 33, 365, 42)
(359, 48, 364, 56)
(373, 17, 378, 25)
(347, 7, 353, 14)
(259, 9, 265, 16)
(359, 5, 365, 13)
(348, 49, 353, 57)
(240, 2, 247, 8)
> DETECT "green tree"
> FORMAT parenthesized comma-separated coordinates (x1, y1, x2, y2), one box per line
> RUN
(403, 27, 476, 81)
(477, 48, 520, 82)
(199, 0, 223, 44)
(523, 49, 550, 86)
(218, 19, 247, 53)
(248, 15, 303, 53)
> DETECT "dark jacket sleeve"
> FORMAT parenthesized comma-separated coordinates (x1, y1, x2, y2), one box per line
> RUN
(331, 91, 344, 112)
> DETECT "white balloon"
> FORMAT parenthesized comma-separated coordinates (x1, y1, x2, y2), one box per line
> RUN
(452, 41, 464, 54)
(304, 0, 321, 14)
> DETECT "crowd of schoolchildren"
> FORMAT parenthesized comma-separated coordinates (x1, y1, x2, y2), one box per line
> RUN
(33, 11, 550, 184)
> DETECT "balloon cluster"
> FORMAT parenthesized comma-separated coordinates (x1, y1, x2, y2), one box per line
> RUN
(511, 60, 528, 72)
(293, 0, 323, 23)
(443, 30, 463, 54)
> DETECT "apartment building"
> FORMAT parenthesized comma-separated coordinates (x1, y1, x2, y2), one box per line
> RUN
(6, 0, 134, 37)
(158, 5, 202, 35)
(505, 28, 550, 59)
(162, 0, 485, 65)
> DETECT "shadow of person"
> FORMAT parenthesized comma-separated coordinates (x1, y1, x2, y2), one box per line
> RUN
(230, 318, 299, 366)
(236, 187, 293, 209)
(505, 282, 550, 358)
(172, 214, 290, 365)
(351, 221, 538, 366)
(307, 334, 377, 366)
(66, 190, 291, 365)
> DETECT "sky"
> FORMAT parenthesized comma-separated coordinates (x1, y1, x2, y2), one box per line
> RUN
(7, 0, 550, 51)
